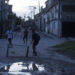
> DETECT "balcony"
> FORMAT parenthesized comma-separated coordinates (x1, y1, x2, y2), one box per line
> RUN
(61, 0, 75, 2)
(62, 12, 75, 21)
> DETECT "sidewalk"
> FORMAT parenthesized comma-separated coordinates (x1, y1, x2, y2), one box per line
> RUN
(0, 31, 24, 58)
(0, 31, 74, 59)
(0, 39, 8, 57)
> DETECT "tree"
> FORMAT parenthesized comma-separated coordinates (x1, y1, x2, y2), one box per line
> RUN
(16, 16, 22, 25)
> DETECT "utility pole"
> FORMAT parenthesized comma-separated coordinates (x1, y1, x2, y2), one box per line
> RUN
(33, 0, 40, 13)
(30, 10, 33, 19)
(38, 0, 41, 13)
(33, 6, 36, 19)
(28, 6, 36, 19)
(24, 14, 26, 21)
(37, 0, 41, 31)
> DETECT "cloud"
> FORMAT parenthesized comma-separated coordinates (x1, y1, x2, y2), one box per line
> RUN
(9, 0, 47, 17)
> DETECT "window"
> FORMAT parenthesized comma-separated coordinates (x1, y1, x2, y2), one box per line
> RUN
(62, 5, 75, 12)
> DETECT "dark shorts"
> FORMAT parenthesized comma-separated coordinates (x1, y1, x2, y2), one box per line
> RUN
(23, 35, 28, 39)
(33, 40, 39, 46)
(8, 38, 12, 43)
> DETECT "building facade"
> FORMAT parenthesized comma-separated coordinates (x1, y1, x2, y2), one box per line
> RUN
(0, 0, 14, 36)
(35, 0, 75, 37)
(60, 0, 75, 37)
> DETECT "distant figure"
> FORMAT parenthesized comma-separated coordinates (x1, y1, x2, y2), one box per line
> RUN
(32, 30, 40, 56)
(23, 28, 28, 44)
(6, 28, 13, 46)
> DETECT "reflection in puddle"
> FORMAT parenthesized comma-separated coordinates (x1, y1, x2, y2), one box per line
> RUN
(0, 62, 45, 74)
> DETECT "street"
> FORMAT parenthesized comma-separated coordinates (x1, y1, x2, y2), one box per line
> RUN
(0, 29, 75, 75)
(0, 0, 75, 74)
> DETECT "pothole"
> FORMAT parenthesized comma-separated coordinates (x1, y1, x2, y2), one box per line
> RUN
(0, 62, 48, 75)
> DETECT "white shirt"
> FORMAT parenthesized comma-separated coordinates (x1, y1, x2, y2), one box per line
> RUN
(6, 30, 13, 39)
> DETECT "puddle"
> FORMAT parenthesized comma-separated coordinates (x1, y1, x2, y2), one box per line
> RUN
(0, 62, 45, 74)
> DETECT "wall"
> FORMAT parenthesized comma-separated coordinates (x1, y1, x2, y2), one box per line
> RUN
(49, 4, 62, 37)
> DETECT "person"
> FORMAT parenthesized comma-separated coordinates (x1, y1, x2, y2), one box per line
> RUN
(6, 28, 13, 46)
(23, 28, 28, 44)
(32, 30, 40, 56)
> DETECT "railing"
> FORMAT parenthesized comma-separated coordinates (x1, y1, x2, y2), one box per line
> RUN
(60, 0, 75, 2)
(62, 12, 75, 20)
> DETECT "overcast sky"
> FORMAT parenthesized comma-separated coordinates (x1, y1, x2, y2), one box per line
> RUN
(9, 0, 47, 18)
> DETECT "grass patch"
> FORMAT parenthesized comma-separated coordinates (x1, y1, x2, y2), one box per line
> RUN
(53, 41, 75, 59)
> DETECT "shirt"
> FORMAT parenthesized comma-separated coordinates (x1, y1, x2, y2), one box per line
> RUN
(6, 30, 13, 39)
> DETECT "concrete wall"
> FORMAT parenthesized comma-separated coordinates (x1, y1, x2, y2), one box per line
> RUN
(50, 20, 62, 37)
(44, 4, 61, 37)
(49, 4, 59, 36)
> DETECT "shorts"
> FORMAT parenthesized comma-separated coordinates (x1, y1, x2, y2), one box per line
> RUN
(33, 40, 39, 46)
(8, 38, 12, 44)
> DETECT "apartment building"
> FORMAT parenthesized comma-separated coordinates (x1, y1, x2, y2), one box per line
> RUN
(35, 0, 75, 37)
